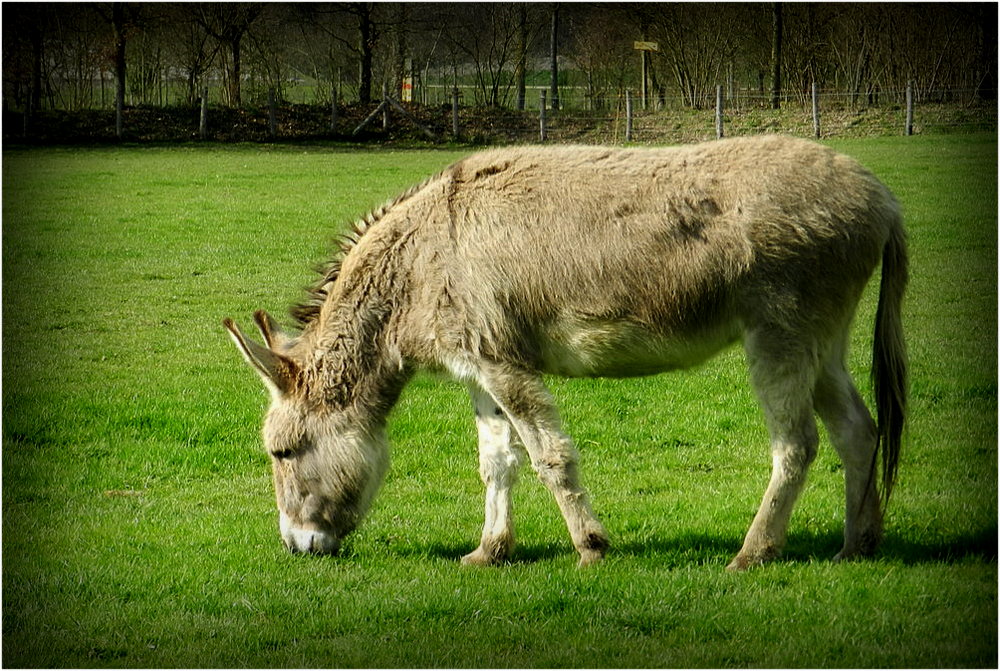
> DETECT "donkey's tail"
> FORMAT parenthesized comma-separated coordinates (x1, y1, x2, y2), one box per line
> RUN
(872, 221, 908, 510)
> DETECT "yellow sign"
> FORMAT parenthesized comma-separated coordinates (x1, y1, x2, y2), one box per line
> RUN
(633, 41, 659, 52)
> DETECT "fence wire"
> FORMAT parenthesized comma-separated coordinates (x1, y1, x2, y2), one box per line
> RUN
(5, 87, 995, 144)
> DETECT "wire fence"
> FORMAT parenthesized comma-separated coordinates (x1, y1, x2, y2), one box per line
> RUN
(516, 88, 998, 145)
(6, 86, 995, 145)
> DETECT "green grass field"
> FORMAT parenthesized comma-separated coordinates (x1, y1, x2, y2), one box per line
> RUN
(3, 135, 996, 668)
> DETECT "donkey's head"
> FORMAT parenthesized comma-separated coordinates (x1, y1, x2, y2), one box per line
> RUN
(224, 311, 389, 555)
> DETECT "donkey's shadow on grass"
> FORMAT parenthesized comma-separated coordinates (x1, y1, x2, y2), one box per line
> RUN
(413, 527, 997, 568)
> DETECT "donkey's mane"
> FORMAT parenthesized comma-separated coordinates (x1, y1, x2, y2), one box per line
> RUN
(290, 171, 442, 327)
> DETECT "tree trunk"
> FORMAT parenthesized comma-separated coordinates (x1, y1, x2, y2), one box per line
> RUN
(358, 6, 374, 105)
(771, 2, 783, 110)
(515, 4, 527, 111)
(229, 34, 242, 107)
(549, 4, 559, 111)
(393, 4, 407, 100)
(28, 22, 43, 115)
(113, 3, 127, 137)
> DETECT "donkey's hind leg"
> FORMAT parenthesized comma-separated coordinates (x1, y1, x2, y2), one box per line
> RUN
(462, 385, 522, 566)
(728, 331, 820, 571)
(814, 357, 883, 561)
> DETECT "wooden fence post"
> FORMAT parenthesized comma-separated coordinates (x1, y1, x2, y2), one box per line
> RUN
(330, 85, 338, 133)
(382, 82, 390, 130)
(812, 81, 820, 138)
(625, 90, 633, 142)
(199, 87, 208, 140)
(267, 88, 277, 139)
(715, 85, 724, 139)
(905, 81, 914, 136)
(539, 90, 547, 142)
(452, 87, 460, 138)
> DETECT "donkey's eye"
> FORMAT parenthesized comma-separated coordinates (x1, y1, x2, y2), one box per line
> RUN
(268, 434, 306, 460)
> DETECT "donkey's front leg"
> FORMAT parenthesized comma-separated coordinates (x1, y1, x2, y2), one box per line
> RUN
(480, 365, 609, 567)
(462, 386, 522, 566)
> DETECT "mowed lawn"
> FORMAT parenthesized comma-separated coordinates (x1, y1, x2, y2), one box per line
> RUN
(3, 135, 996, 668)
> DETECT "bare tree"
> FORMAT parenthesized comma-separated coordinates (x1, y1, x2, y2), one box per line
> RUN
(197, 3, 262, 107)
(94, 3, 139, 136)
(648, 4, 742, 109)
(828, 5, 879, 106)
(514, 4, 527, 110)
(771, 2, 783, 109)
(549, 4, 559, 111)
(2, 2, 995, 117)
(444, 4, 521, 108)
(166, 5, 217, 106)
(348, 3, 378, 104)
(567, 5, 635, 110)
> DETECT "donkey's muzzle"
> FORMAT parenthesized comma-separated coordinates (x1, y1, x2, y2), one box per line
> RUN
(280, 514, 340, 555)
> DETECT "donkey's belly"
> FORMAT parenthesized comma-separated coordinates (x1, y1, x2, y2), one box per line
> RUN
(537, 318, 740, 378)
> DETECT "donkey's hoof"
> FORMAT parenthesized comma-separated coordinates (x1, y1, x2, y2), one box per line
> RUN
(832, 546, 873, 563)
(726, 547, 779, 571)
(725, 555, 754, 572)
(461, 548, 502, 566)
(831, 550, 854, 563)
(577, 549, 605, 568)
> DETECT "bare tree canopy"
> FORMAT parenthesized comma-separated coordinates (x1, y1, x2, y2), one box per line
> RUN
(2, 3, 994, 112)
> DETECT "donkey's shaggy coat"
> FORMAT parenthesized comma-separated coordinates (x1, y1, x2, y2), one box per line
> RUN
(226, 135, 907, 569)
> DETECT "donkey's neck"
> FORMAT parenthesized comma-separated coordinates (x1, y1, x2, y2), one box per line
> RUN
(304, 222, 414, 416)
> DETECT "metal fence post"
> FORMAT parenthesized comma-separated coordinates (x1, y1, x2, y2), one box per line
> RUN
(625, 90, 633, 142)
(812, 81, 820, 138)
(199, 87, 208, 140)
(382, 82, 390, 130)
(905, 81, 914, 136)
(268, 88, 277, 139)
(715, 85, 724, 139)
(539, 90, 547, 142)
(330, 85, 338, 133)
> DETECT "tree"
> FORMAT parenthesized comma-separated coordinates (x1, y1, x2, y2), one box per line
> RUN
(26, 7, 48, 114)
(167, 5, 218, 106)
(391, 3, 408, 99)
(348, 3, 378, 105)
(566, 5, 635, 110)
(444, 4, 521, 108)
(549, 4, 559, 111)
(197, 3, 263, 107)
(514, 3, 527, 110)
(95, 3, 136, 136)
(646, 4, 743, 109)
(2, 4, 52, 117)
(771, 2, 782, 109)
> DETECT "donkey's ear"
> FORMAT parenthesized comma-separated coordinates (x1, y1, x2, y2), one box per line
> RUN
(253, 309, 291, 350)
(223, 317, 298, 397)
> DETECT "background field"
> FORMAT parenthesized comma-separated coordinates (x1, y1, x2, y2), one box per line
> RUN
(3, 135, 997, 667)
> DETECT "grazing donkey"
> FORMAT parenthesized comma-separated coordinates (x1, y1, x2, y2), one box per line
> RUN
(224, 135, 907, 570)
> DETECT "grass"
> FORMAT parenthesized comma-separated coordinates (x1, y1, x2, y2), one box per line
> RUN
(3, 136, 996, 668)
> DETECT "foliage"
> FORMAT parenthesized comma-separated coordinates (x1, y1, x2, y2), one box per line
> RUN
(2, 136, 996, 667)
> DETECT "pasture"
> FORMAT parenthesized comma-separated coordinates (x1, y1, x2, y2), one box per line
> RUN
(3, 135, 996, 667)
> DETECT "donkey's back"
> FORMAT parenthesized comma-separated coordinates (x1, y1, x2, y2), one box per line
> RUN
(422, 137, 899, 383)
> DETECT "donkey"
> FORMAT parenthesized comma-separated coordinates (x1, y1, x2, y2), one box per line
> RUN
(224, 135, 907, 570)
